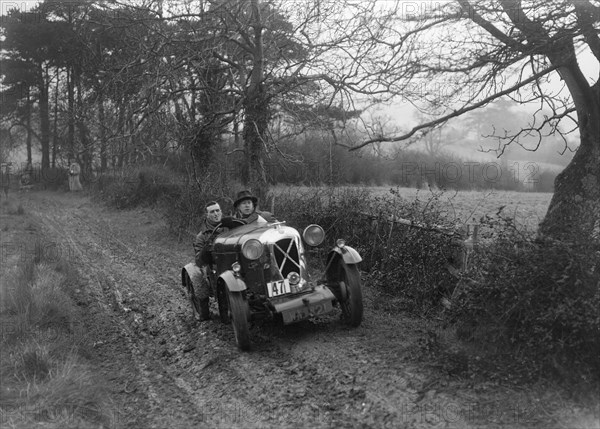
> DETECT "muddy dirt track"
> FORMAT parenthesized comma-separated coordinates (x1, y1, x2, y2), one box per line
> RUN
(14, 191, 597, 429)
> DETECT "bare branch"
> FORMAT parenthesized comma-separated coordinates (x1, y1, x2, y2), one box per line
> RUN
(349, 64, 558, 151)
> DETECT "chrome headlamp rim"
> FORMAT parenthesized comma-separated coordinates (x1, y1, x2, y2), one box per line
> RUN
(302, 224, 325, 246)
(241, 238, 264, 260)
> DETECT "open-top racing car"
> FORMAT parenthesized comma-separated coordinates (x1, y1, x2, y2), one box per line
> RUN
(181, 219, 363, 350)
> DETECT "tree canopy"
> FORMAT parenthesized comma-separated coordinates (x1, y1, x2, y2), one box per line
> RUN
(345, 0, 599, 243)
(0, 0, 598, 244)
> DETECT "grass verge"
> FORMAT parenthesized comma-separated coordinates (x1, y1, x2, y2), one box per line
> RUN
(1, 199, 116, 428)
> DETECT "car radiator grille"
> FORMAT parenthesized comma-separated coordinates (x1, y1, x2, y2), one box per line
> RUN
(272, 238, 301, 278)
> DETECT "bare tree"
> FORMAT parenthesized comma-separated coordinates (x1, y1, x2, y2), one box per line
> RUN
(338, 0, 599, 245)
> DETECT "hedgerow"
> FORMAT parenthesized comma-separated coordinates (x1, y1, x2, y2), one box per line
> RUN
(449, 214, 600, 379)
(91, 165, 182, 209)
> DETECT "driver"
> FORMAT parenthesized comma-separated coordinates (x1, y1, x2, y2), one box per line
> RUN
(193, 201, 228, 321)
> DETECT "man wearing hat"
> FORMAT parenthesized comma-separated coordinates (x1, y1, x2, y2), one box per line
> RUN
(233, 190, 275, 223)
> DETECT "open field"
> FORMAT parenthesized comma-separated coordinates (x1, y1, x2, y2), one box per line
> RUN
(373, 187, 552, 230)
(274, 185, 553, 234)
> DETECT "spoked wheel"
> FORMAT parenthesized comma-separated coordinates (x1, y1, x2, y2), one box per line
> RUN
(227, 291, 251, 351)
(337, 263, 363, 327)
(184, 272, 202, 321)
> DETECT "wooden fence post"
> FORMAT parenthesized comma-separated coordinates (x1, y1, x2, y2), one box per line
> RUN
(461, 223, 479, 272)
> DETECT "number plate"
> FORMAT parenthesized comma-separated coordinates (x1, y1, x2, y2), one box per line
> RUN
(282, 300, 333, 324)
(267, 279, 292, 297)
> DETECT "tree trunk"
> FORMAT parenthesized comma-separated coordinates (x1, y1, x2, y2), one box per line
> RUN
(38, 67, 51, 170)
(539, 113, 600, 245)
(98, 87, 107, 171)
(538, 47, 600, 246)
(115, 101, 126, 168)
(243, 92, 269, 199)
(76, 77, 91, 176)
(25, 88, 32, 165)
(67, 66, 75, 158)
(242, 0, 269, 202)
(51, 68, 60, 168)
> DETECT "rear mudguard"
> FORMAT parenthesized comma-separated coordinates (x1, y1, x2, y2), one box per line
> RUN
(182, 263, 204, 289)
(218, 270, 247, 292)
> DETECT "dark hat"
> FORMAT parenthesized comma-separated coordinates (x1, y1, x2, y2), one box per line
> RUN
(234, 190, 258, 207)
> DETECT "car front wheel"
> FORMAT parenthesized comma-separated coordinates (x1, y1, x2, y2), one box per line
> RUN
(337, 263, 363, 327)
(228, 291, 251, 351)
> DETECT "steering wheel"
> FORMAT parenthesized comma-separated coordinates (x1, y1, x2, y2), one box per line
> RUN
(220, 217, 246, 229)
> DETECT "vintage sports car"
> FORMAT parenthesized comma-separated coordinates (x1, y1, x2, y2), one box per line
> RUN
(181, 219, 363, 350)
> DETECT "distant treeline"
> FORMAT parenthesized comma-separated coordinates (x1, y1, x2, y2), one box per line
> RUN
(221, 136, 557, 192)
(6, 138, 557, 193)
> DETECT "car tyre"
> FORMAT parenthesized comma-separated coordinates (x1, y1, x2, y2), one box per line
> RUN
(338, 263, 363, 327)
(217, 284, 230, 323)
(184, 272, 202, 322)
(228, 291, 251, 351)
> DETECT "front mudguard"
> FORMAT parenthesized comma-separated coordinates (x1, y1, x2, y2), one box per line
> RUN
(325, 245, 362, 302)
(216, 271, 248, 324)
(327, 245, 363, 265)
(218, 270, 247, 293)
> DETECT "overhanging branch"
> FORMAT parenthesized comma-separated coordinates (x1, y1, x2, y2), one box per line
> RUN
(348, 64, 559, 151)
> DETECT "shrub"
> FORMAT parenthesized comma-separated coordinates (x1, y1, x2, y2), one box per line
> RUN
(91, 165, 182, 209)
(449, 214, 600, 379)
(160, 167, 237, 238)
(3, 260, 36, 316)
(41, 167, 68, 191)
(7, 202, 26, 215)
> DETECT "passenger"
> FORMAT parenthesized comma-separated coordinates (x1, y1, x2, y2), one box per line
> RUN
(233, 190, 275, 224)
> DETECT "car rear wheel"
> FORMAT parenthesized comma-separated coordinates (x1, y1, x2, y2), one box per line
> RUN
(184, 272, 202, 321)
(338, 263, 363, 327)
(228, 291, 251, 351)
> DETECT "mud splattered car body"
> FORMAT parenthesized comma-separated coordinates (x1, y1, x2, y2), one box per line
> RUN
(182, 220, 363, 350)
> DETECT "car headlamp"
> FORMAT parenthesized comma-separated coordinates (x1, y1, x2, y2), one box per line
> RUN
(336, 239, 346, 248)
(302, 224, 325, 246)
(241, 239, 263, 260)
(232, 262, 242, 273)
